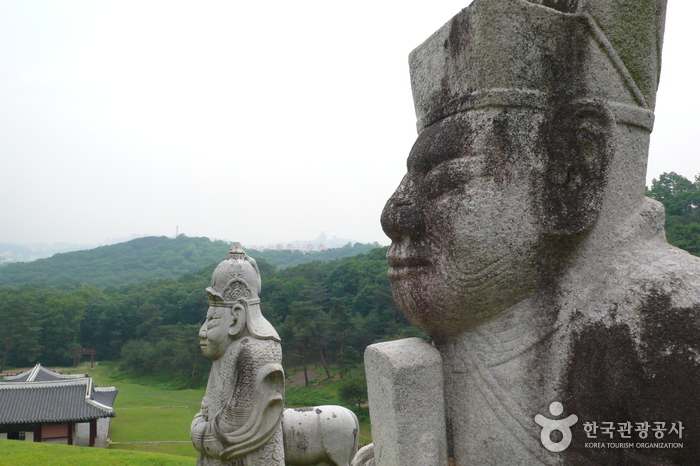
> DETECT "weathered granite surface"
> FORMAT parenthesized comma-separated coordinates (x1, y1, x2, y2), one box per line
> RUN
(364, 338, 447, 466)
(373, 0, 700, 464)
(350, 444, 375, 466)
(191, 243, 285, 465)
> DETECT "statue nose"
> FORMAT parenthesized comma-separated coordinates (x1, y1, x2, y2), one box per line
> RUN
(381, 185, 425, 241)
(199, 324, 207, 338)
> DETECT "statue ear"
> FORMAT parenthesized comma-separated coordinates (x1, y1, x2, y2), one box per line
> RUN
(536, 99, 615, 236)
(229, 301, 247, 337)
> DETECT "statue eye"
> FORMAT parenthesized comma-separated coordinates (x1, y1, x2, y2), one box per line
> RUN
(422, 160, 473, 198)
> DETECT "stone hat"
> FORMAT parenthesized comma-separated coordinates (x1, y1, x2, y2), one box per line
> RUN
(207, 242, 262, 306)
(206, 243, 280, 341)
(409, 0, 667, 133)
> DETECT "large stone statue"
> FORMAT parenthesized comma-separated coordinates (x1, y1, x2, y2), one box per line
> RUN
(370, 0, 700, 464)
(191, 243, 285, 465)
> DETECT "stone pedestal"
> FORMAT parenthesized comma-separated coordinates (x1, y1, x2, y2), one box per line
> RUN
(364, 338, 448, 466)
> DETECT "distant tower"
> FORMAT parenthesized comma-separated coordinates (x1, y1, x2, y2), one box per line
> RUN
(176, 226, 179, 237)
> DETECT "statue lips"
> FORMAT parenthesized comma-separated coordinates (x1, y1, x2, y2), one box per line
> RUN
(386, 251, 431, 279)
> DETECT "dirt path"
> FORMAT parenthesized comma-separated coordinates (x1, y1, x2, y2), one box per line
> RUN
(285, 366, 340, 388)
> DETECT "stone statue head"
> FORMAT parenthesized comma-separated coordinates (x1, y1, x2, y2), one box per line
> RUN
(381, 0, 667, 338)
(199, 243, 279, 360)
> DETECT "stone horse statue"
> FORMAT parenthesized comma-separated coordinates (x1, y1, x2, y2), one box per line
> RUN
(283, 405, 359, 466)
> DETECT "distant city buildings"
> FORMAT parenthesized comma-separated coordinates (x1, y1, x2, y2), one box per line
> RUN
(0, 243, 94, 265)
(246, 232, 354, 253)
(256, 243, 330, 253)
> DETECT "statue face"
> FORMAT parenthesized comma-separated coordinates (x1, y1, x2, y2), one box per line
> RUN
(199, 306, 235, 360)
(381, 108, 549, 337)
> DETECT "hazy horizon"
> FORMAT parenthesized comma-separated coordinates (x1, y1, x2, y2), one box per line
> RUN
(2, 1, 698, 246)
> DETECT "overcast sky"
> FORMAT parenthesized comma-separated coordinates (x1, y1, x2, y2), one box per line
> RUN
(1, 1, 698, 248)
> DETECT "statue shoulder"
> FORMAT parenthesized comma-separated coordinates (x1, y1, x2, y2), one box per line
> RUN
(236, 336, 283, 369)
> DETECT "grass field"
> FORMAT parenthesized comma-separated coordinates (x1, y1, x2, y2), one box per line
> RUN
(0, 440, 195, 466)
(73, 363, 203, 458)
(2, 362, 371, 461)
(70, 362, 372, 457)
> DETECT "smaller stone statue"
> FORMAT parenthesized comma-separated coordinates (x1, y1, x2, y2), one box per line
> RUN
(191, 243, 285, 466)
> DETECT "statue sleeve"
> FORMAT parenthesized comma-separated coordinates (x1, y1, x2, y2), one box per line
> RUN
(191, 396, 224, 457)
(214, 342, 285, 461)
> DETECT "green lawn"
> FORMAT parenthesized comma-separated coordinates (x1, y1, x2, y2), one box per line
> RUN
(69, 362, 371, 456)
(0, 440, 195, 466)
(74, 364, 203, 458)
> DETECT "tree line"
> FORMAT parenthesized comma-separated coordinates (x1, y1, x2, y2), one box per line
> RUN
(647, 172, 700, 256)
(0, 245, 421, 390)
(4, 171, 696, 389)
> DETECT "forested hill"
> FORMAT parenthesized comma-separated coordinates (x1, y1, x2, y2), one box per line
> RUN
(0, 235, 382, 288)
(0, 245, 422, 390)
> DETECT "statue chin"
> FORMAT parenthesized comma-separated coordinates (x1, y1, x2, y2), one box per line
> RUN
(199, 343, 222, 360)
(391, 275, 491, 338)
(389, 255, 542, 338)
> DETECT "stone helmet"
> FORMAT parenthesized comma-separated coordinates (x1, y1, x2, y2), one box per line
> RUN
(206, 242, 262, 306)
(206, 242, 280, 341)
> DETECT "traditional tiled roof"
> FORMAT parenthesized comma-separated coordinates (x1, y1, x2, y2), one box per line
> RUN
(93, 386, 118, 408)
(3, 364, 83, 383)
(0, 367, 117, 425)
